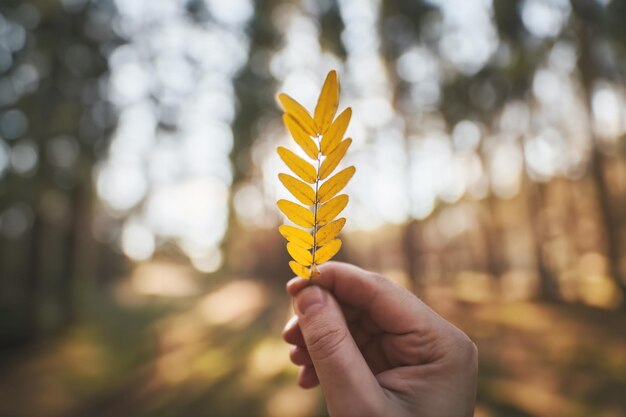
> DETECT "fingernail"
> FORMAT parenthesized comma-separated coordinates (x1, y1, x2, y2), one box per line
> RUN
(286, 277, 300, 291)
(295, 286, 325, 316)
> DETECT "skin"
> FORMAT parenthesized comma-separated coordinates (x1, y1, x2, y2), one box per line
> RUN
(283, 262, 478, 417)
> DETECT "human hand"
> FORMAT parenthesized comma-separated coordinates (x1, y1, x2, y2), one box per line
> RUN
(283, 262, 477, 417)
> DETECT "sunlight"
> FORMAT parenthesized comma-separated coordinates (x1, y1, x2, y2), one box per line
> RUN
(483, 303, 555, 332)
(121, 219, 155, 261)
(575, 252, 623, 308)
(145, 176, 229, 258)
(9, 139, 37, 176)
(489, 140, 522, 198)
(500, 270, 538, 301)
(3, 1, 626, 416)
(100, 0, 248, 263)
(592, 83, 624, 140)
(131, 262, 199, 297)
(473, 405, 495, 417)
(435, 0, 498, 74)
(265, 385, 319, 417)
(193, 348, 233, 382)
(157, 349, 193, 384)
(157, 313, 206, 350)
(96, 159, 148, 212)
(454, 271, 496, 303)
(190, 248, 223, 273)
(578, 274, 623, 309)
(196, 280, 267, 328)
(246, 337, 291, 381)
(521, 0, 570, 39)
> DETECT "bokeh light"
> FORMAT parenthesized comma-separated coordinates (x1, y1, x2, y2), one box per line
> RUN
(1, 0, 625, 416)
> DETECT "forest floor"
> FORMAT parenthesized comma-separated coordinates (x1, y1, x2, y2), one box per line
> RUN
(0, 262, 624, 417)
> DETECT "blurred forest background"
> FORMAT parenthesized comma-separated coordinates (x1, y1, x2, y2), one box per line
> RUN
(0, 0, 625, 416)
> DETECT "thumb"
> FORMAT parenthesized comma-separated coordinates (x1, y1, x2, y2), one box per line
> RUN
(294, 285, 384, 415)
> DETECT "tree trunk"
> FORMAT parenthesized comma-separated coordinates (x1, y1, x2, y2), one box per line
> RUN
(483, 195, 505, 281)
(578, 24, 626, 303)
(402, 219, 419, 294)
(526, 181, 560, 300)
(24, 214, 43, 341)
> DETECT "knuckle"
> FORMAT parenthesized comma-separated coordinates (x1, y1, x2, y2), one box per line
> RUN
(306, 325, 349, 362)
(453, 332, 478, 368)
(369, 271, 388, 286)
(469, 341, 479, 368)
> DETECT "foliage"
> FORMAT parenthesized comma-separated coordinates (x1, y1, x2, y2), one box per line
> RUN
(276, 71, 354, 279)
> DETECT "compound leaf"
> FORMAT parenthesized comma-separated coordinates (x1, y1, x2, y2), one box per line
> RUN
(277, 71, 356, 278)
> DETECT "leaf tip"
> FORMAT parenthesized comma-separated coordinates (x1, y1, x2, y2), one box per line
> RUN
(276, 93, 289, 111)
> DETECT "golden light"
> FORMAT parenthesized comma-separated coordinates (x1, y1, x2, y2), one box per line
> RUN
(196, 280, 267, 328)
(454, 271, 496, 303)
(246, 337, 291, 381)
(265, 385, 320, 417)
(130, 262, 199, 297)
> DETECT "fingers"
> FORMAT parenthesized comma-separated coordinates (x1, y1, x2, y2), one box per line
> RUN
(288, 262, 442, 336)
(292, 285, 385, 415)
(298, 365, 319, 389)
(290, 345, 312, 365)
(284, 320, 317, 388)
(283, 315, 305, 346)
(283, 310, 365, 348)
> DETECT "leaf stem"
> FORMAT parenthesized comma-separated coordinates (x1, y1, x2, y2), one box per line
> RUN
(311, 136, 322, 278)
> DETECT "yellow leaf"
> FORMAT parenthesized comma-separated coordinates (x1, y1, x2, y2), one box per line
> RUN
(319, 139, 351, 180)
(277, 93, 318, 136)
(283, 114, 319, 160)
(277, 147, 317, 184)
(318, 166, 355, 203)
(279, 174, 316, 205)
(279, 225, 314, 249)
(314, 239, 342, 264)
(320, 107, 351, 155)
(289, 261, 311, 279)
(277, 199, 314, 228)
(287, 242, 313, 266)
(317, 194, 349, 226)
(314, 71, 339, 135)
(316, 218, 346, 246)
(277, 70, 354, 276)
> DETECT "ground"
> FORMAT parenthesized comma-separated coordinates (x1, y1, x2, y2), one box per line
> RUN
(0, 263, 624, 417)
